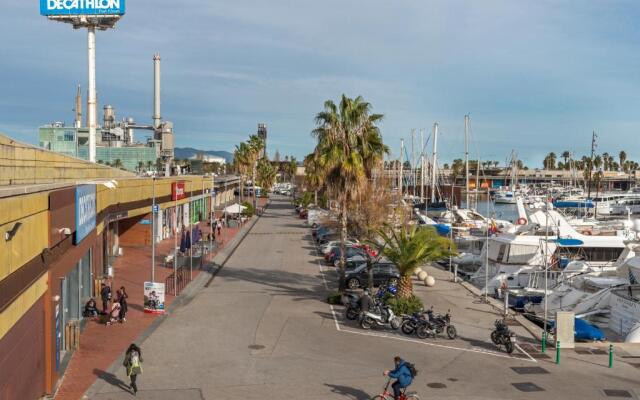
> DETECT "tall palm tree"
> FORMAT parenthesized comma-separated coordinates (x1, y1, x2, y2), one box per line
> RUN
(288, 157, 298, 187)
(620, 151, 627, 172)
(303, 153, 324, 205)
(247, 134, 265, 208)
(234, 142, 252, 202)
(376, 225, 455, 298)
(146, 160, 153, 172)
(257, 157, 277, 192)
(312, 95, 387, 290)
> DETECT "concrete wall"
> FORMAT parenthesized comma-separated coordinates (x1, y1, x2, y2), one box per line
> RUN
(0, 133, 134, 185)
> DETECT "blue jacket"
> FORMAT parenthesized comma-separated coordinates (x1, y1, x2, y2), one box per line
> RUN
(389, 360, 413, 388)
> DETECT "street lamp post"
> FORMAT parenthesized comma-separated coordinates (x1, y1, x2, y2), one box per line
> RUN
(151, 177, 156, 283)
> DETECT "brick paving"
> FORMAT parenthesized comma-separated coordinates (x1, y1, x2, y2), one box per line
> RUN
(54, 223, 241, 400)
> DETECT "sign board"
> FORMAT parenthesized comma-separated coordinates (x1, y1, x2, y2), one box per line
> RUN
(152, 204, 160, 213)
(75, 184, 96, 244)
(143, 282, 165, 314)
(172, 182, 186, 201)
(40, 0, 126, 16)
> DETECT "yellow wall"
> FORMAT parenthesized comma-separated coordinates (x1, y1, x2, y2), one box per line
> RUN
(0, 273, 47, 341)
(0, 193, 49, 282)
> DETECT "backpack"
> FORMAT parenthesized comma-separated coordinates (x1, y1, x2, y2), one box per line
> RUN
(406, 362, 418, 378)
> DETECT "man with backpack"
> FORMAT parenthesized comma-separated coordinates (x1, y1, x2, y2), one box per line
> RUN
(384, 356, 416, 400)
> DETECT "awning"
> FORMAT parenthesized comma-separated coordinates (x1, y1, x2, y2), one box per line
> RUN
(224, 203, 247, 214)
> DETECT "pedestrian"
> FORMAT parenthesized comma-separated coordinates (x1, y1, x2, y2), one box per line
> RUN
(118, 286, 129, 322)
(217, 220, 222, 237)
(123, 343, 143, 395)
(100, 283, 111, 314)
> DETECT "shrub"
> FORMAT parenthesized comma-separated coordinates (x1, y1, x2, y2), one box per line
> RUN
(384, 295, 424, 316)
(327, 292, 342, 305)
(241, 201, 255, 217)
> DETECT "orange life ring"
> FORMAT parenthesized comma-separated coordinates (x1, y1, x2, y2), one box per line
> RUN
(517, 217, 527, 225)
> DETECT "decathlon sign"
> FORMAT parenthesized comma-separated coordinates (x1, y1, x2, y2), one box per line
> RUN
(75, 184, 97, 244)
(40, 0, 126, 16)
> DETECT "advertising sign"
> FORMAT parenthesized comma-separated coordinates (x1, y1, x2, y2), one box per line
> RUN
(75, 184, 96, 244)
(172, 182, 186, 201)
(40, 0, 126, 16)
(143, 282, 165, 314)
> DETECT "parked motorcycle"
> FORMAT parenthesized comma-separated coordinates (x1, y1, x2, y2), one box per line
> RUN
(491, 319, 517, 354)
(400, 312, 426, 335)
(415, 308, 457, 339)
(344, 293, 361, 320)
(360, 305, 401, 330)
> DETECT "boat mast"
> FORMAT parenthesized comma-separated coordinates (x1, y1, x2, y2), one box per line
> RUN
(465, 114, 470, 208)
(421, 128, 425, 202)
(587, 131, 597, 199)
(431, 122, 439, 203)
(399, 139, 404, 200)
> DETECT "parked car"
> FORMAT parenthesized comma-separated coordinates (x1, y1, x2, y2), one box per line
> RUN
(326, 246, 366, 265)
(334, 254, 366, 268)
(343, 262, 401, 289)
(321, 239, 359, 255)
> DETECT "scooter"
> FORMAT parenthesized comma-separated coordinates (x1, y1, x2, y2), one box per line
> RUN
(360, 305, 401, 330)
(491, 319, 517, 354)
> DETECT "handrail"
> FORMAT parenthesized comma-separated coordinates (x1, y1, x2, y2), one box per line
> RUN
(165, 266, 192, 296)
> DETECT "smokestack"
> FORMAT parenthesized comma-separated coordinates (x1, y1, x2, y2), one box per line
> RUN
(153, 53, 161, 129)
(74, 85, 82, 128)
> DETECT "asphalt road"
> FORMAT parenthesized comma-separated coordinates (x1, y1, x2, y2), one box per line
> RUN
(91, 197, 640, 400)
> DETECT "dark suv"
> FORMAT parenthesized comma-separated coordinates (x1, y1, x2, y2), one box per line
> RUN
(343, 262, 400, 289)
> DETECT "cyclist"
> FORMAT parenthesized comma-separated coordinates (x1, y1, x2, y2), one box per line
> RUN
(384, 356, 413, 400)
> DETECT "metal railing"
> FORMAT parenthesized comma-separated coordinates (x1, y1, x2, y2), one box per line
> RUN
(165, 266, 192, 296)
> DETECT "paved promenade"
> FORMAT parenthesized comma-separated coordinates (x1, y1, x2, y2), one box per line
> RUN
(87, 197, 640, 400)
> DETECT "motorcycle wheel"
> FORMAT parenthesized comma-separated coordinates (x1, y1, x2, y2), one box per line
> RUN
(416, 326, 431, 339)
(505, 340, 515, 354)
(390, 317, 401, 330)
(401, 321, 415, 335)
(361, 317, 374, 330)
(446, 325, 457, 340)
(490, 330, 500, 345)
(345, 308, 359, 321)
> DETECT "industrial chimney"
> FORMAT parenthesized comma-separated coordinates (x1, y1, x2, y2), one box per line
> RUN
(74, 85, 82, 128)
(153, 53, 161, 129)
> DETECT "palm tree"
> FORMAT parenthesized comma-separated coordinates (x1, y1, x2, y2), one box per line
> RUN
(247, 134, 265, 209)
(288, 157, 297, 186)
(112, 159, 123, 169)
(620, 151, 627, 172)
(138, 161, 144, 173)
(312, 95, 387, 290)
(234, 142, 252, 202)
(256, 157, 277, 192)
(146, 160, 153, 172)
(303, 153, 324, 204)
(376, 225, 455, 298)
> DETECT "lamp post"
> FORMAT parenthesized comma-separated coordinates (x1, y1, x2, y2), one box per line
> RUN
(151, 177, 156, 283)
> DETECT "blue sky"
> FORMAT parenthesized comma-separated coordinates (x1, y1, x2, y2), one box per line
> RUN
(2, 1, 640, 167)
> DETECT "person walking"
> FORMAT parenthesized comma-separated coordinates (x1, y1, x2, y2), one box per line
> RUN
(123, 343, 143, 395)
(216, 218, 222, 237)
(118, 286, 129, 322)
(100, 283, 111, 314)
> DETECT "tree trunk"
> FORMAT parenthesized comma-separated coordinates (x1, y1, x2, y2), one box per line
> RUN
(338, 196, 348, 292)
(397, 274, 414, 298)
(314, 190, 318, 206)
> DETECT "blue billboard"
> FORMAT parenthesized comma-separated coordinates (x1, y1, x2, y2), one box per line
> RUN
(40, 0, 125, 16)
(75, 184, 96, 244)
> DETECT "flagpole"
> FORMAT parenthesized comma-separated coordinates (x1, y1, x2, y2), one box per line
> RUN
(174, 187, 177, 295)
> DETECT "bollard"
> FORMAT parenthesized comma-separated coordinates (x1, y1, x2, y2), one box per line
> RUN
(555, 341, 560, 365)
(541, 331, 547, 354)
(609, 344, 614, 368)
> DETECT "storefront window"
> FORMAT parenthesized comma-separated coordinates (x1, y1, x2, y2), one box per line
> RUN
(80, 249, 92, 302)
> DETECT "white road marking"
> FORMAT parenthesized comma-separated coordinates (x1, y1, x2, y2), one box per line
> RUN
(313, 241, 536, 363)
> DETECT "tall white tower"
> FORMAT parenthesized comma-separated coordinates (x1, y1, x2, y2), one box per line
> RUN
(41, 1, 125, 163)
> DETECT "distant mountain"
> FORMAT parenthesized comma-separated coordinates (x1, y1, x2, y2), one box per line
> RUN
(174, 147, 234, 163)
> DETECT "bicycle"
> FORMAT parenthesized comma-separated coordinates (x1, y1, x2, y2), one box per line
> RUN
(371, 379, 420, 400)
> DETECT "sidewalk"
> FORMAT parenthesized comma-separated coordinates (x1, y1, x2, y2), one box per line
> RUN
(53, 224, 240, 400)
